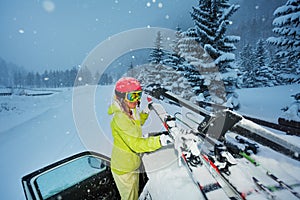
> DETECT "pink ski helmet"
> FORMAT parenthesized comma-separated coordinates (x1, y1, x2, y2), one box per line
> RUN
(115, 77, 142, 93)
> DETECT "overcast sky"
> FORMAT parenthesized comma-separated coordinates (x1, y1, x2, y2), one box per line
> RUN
(0, 0, 196, 72)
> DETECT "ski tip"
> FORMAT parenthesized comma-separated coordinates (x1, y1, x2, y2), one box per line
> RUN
(252, 177, 258, 182)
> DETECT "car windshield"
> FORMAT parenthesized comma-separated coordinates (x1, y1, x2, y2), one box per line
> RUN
(36, 156, 106, 199)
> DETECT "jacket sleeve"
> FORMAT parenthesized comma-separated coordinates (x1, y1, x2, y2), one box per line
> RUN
(112, 114, 162, 153)
(120, 132, 162, 153)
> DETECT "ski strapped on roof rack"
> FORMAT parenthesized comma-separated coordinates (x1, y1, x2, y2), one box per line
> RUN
(173, 100, 300, 198)
(150, 89, 300, 161)
(176, 111, 259, 167)
(266, 171, 300, 199)
(147, 96, 244, 200)
(252, 177, 276, 199)
(253, 175, 300, 200)
(145, 92, 300, 199)
(267, 183, 300, 193)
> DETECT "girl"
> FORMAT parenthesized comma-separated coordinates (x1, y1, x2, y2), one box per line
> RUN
(108, 77, 172, 200)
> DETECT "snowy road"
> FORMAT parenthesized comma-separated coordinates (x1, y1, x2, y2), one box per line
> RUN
(0, 89, 87, 199)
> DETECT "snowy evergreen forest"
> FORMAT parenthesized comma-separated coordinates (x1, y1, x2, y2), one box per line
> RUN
(0, 59, 79, 88)
(0, 0, 299, 106)
(136, 0, 300, 108)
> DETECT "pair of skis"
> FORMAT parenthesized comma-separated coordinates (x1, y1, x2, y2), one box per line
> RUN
(179, 111, 261, 168)
(253, 172, 300, 199)
(147, 96, 243, 200)
(147, 96, 300, 200)
(265, 172, 300, 199)
(181, 111, 300, 199)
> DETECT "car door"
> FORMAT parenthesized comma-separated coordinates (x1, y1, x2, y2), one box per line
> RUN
(22, 151, 120, 200)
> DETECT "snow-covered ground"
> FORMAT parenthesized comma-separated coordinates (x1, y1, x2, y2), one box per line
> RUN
(0, 84, 299, 199)
(142, 84, 300, 200)
(236, 84, 299, 123)
(236, 84, 300, 146)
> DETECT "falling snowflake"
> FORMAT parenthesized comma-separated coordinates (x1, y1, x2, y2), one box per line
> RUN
(158, 2, 163, 8)
(165, 15, 169, 19)
(18, 29, 25, 34)
(42, 0, 55, 13)
(146, 2, 151, 7)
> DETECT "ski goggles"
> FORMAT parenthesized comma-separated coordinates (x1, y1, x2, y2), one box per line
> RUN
(125, 91, 142, 102)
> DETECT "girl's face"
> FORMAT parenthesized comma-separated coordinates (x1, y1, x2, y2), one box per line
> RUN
(125, 100, 138, 109)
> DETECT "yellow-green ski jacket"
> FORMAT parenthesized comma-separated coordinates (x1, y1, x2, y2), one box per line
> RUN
(108, 102, 162, 175)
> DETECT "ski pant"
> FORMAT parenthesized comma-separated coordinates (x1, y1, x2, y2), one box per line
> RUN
(112, 170, 139, 200)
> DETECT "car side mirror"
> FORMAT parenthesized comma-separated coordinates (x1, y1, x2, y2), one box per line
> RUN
(88, 156, 106, 169)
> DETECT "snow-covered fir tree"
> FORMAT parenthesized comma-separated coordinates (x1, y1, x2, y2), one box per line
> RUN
(253, 39, 276, 87)
(164, 26, 185, 71)
(75, 65, 93, 86)
(148, 31, 165, 65)
(238, 43, 256, 88)
(99, 73, 113, 85)
(135, 62, 194, 99)
(135, 30, 195, 99)
(269, 52, 287, 85)
(255, 39, 268, 68)
(239, 39, 276, 88)
(0, 58, 9, 87)
(280, 93, 300, 124)
(178, 0, 240, 108)
(267, 0, 300, 84)
(177, 27, 208, 96)
(144, 31, 169, 86)
(127, 62, 135, 77)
